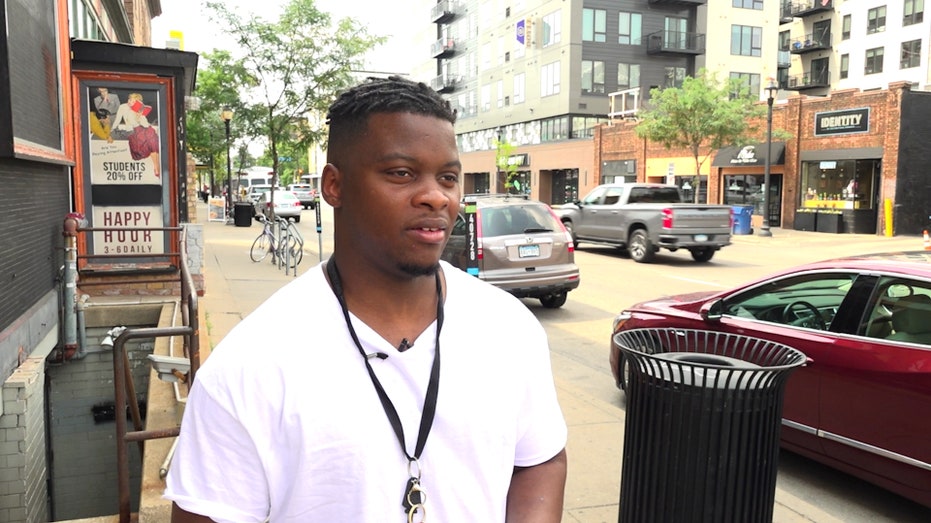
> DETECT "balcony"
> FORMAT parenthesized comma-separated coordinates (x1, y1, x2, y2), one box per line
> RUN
(777, 50, 792, 68)
(648, 0, 706, 4)
(431, 0, 458, 24)
(431, 74, 461, 93)
(781, 0, 833, 21)
(789, 32, 831, 54)
(646, 31, 705, 55)
(431, 38, 456, 58)
(785, 69, 830, 91)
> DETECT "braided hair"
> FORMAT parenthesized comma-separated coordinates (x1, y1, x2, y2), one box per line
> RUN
(326, 76, 456, 155)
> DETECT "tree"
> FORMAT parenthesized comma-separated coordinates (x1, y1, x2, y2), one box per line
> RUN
(494, 138, 521, 194)
(635, 70, 765, 203)
(205, 0, 383, 213)
(185, 50, 252, 195)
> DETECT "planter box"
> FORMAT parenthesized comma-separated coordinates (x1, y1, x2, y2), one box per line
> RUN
(794, 210, 817, 231)
(815, 211, 843, 234)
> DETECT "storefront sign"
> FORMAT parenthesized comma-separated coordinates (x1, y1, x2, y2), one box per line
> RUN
(507, 153, 529, 167)
(815, 108, 870, 136)
(712, 143, 786, 167)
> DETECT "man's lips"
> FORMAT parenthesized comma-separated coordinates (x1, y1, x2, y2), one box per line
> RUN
(409, 223, 448, 243)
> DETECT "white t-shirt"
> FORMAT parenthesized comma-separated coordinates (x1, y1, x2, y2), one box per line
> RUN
(164, 261, 567, 522)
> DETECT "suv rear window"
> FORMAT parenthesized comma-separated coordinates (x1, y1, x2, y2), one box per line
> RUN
(481, 204, 557, 237)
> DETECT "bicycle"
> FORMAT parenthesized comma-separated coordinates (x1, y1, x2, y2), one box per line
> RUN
(250, 214, 303, 268)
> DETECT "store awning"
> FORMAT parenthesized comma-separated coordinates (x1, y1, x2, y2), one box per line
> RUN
(712, 142, 786, 167)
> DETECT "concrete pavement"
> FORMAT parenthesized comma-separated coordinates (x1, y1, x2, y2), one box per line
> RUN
(193, 202, 922, 522)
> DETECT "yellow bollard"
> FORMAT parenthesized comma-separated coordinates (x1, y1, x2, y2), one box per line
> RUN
(884, 198, 893, 237)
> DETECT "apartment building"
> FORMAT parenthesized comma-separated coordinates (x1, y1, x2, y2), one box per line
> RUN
(779, 0, 930, 94)
(429, 0, 710, 204)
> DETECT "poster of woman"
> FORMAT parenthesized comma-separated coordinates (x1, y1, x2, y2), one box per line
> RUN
(86, 85, 162, 185)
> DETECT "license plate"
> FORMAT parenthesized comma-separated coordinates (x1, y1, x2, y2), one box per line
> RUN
(694, 234, 708, 242)
(519, 244, 540, 258)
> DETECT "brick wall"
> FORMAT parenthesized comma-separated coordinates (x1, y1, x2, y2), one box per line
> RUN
(595, 84, 911, 232)
(0, 357, 49, 523)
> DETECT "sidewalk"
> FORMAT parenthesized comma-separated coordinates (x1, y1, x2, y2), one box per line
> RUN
(193, 203, 919, 522)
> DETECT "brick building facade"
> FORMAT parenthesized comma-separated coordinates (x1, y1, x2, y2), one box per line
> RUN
(594, 82, 931, 235)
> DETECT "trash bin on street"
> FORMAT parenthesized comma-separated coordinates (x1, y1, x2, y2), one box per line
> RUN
(731, 205, 754, 235)
(233, 202, 254, 227)
(615, 328, 806, 523)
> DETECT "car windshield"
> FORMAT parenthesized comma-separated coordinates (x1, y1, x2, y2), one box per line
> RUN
(481, 205, 557, 237)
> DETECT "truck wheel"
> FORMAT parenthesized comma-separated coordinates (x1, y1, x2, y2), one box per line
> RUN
(539, 292, 568, 308)
(690, 248, 715, 262)
(628, 230, 655, 263)
(562, 220, 579, 249)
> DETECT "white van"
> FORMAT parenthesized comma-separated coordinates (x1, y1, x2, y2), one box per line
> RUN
(239, 167, 274, 190)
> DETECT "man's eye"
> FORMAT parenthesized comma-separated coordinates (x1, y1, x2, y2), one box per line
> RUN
(388, 170, 412, 178)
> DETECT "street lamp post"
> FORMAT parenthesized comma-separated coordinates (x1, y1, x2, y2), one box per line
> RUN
(758, 81, 778, 237)
(495, 127, 502, 193)
(222, 106, 234, 221)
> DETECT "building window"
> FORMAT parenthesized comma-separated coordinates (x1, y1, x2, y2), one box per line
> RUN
(865, 47, 884, 74)
(732, 0, 763, 9)
(513, 73, 525, 104)
(904, 0, 924, 25)
(664, 67, 686, 88)
(581, 60, 605, 94)
(840, 54, 849, 78)
(778, 30, 791, 50)
(541, 116, 569, 141)
(901, 39, 922, 68)
(481, 84, 491, 111)
(729, 72, 760, 99)
(571, 116, 608, 138)
(617, 63, 641, 90)
(582, 8, 607, 43)
(842, 14, 851, 40)
(867, 6, 886, 34)
(731, 25, 762, 57)
(541, 61, 561, 97)
(618, 12, 642, 45)
(497, 80, 505, 108)
(542, 10, 561, 47)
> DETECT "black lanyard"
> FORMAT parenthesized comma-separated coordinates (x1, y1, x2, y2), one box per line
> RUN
(325, 260, 442, 513)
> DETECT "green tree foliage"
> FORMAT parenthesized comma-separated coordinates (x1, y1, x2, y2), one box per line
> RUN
(185, 50, 252, 193)
(204, 0, 383, 207)
(494, 138, 521, 194)
(635, 70, 764, 202)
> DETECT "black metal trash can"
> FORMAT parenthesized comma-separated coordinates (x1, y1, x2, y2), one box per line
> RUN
(233, 202, 254, 227)
(615, 328, 806, 523)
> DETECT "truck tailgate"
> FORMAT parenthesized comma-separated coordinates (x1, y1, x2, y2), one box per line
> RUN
(669, 206, 732, 229)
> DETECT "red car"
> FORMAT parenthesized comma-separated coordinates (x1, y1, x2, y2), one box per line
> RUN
(610, 251, 931, 508)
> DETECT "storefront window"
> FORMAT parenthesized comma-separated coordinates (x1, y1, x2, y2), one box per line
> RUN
(508, 170, 532, 195)
(675, 175, 707, 203)
(799, 159, 877, 210)
(724, 175, 763, 207)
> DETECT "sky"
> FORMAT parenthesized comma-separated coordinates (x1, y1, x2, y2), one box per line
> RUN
(151, 0, 421, 75)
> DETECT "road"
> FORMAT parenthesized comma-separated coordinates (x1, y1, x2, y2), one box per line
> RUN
(532, 240, 931, 522)
(288, 205, 931, 521)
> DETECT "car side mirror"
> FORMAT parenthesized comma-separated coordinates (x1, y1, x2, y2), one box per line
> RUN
(700, 299, 724, 323)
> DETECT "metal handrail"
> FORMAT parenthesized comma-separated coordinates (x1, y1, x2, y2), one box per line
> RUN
(108, 227, 201, 523)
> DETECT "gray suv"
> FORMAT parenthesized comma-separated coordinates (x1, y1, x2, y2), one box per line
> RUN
(442, 195, 580, 308)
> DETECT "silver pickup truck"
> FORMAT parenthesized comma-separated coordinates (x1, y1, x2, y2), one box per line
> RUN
(554, 183, 732, 263)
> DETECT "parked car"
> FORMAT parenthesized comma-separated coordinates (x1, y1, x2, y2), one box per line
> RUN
(247, 184, 273, 204)
(554, 183, 732, 263)
(441, 194, 580, 308)
(287, 183, 317, 209)
(254, 190, 302, 222)
(609, 251, 931, 508)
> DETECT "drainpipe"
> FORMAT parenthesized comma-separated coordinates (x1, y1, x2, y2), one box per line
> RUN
(62, 213, 86, 360)
(74, 295, 91, 359)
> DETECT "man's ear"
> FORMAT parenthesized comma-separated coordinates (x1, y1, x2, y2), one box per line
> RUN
(321, 163, 342, 208)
